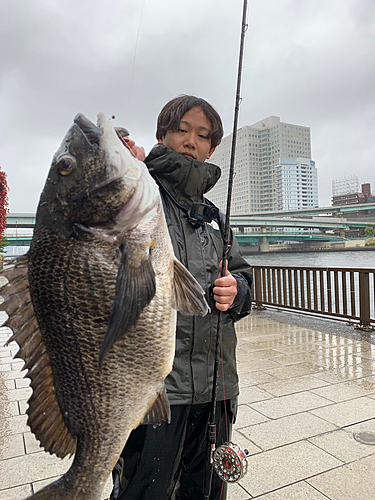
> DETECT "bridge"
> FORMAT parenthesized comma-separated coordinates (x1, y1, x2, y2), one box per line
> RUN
(7, 202, 375, 231)
(6, 202, 375, 249)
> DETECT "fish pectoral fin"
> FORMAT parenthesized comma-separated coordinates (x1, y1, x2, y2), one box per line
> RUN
(141, 385, 171, 427)
(99, 246, 156, 365)
(172, 259, 210, 317)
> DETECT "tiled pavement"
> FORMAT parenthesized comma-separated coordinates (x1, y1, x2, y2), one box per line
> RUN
(1, 308, 375, 499)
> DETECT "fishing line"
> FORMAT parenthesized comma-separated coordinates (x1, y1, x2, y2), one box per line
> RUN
(204, 0, 249, 497)
(125, 0, 147, 119)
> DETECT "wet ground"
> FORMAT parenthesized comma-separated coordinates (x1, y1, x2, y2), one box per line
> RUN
(252, 307, 375, 345)
(1, 306, 375, 499)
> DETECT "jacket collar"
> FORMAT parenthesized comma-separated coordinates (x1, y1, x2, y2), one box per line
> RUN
(145, 145, 221, 207)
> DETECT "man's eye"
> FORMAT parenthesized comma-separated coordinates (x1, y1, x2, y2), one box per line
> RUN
(199, 134, 209, 140)
(178, 128, 187, 133)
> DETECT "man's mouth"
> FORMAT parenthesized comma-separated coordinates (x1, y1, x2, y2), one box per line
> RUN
(182, 152, 195, 159)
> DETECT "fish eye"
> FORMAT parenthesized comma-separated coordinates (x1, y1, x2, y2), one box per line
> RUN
(58, 157, 75, 176)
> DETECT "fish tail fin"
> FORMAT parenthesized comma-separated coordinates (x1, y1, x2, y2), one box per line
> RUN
(172, 259, 210, 316)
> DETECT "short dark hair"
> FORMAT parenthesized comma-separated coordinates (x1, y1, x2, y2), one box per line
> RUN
(156, 95, 223, 149)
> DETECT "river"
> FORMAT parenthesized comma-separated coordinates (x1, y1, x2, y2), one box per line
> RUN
(243, 249, 375, 269)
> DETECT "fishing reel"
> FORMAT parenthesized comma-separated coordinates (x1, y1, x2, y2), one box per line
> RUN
(213, 442, 249, 483)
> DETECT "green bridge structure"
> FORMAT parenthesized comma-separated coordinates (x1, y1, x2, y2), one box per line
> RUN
(6, 202, 375, 247)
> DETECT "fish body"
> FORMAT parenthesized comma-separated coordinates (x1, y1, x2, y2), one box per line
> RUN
(1, 113, 209, 499)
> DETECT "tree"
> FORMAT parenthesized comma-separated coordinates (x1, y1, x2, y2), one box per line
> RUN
(365, 227, 375, 239)
(0, 167, 9, 266)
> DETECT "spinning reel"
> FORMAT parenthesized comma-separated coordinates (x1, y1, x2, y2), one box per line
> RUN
(213, 442, 249, 483)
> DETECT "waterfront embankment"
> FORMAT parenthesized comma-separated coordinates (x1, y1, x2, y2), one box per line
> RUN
(240, 238, 375, 254)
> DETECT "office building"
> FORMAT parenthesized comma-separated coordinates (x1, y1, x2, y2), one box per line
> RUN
(207, 116, 315, 214)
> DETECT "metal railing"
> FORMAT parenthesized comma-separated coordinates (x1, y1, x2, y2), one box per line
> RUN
(252, 265, 375, 330)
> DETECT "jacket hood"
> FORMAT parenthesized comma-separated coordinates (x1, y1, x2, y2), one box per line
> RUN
(145, 145, 221, 206)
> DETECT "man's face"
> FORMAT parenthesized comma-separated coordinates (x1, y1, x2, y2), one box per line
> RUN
(158, 106, 215, 162)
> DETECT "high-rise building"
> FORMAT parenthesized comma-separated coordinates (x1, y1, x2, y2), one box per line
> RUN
(207, 116, 314, 214)
(274, 158, 318, 210)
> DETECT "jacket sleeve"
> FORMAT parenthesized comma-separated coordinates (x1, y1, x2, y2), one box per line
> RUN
(226, 228, 253, 322)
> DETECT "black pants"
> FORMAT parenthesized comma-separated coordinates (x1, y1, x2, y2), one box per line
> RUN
(110, 401, 234, 500)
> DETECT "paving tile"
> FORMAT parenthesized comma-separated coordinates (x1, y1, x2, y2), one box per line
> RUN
(237, 359, 280, 373)
(227, 483, 251, 499)
(7, 387, 32, 402)
(310, 396, 375, 427)
(239, 412, 337, 451)
(309, 427, 375, 463)
(232, 429, 263, 456)
(235, 404, 269, 428)
(0, 451, 72, 490)
(24, 432, 43, 454)
(311, 378, 375, 402)
(0, 433, 25, 460)
(272, 344, 313, 355)
(258, 375, 329, 397)
(255, 481, 329, 499)
(1, 414, 29, 436)
(239, 371, 276, 387)
(312, 364, 374, 384)
(15, 378, 31, 389)
(251, 391, 332, 419)
(4, 379, 15, 390)
(238, 385, 272, 405)
(19, 400, 29, 415)
(240, 440, 342, 497)
(0, 484, 32, 500)
(1, 370, 27, 381)
(264, 362, 324, 380)
(309, 352, 366, 370)
(237, 349, 283, 364)
(307, 454, 375, 500)
(1, 400, 19, 417)
(242, 340, 289, 350)
(273, 352, 323, 366)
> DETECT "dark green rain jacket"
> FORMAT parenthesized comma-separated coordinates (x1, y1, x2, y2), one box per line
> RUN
(145, 145, 252, 406)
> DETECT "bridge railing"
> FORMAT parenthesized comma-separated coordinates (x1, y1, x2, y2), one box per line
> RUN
(252, 265, 375, 330)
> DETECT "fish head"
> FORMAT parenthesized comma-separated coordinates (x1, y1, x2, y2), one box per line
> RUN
(35, 113, 153, 237)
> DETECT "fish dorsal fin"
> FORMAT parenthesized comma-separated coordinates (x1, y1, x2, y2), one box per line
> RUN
(99, 245, 156, 365)
(172, 259, 210, 317)
(140, 384, 171, 427)
(1, 256, 77, 458)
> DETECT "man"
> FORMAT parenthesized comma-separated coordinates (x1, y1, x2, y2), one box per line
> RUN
(111, 95, 252, 500)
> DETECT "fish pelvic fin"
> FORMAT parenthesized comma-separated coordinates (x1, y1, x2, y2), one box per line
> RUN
(172, 259, 210, 317)
(140, 384, 171, 427)
(99, 244, 156, 366)
(0, 256, 77, 459)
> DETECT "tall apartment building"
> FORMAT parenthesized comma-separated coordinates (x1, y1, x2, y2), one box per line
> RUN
(274, 158, 318, 210)
(207, 116, 315, 214)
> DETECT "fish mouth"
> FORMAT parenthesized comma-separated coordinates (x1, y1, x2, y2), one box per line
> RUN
(74, 113, 104, 144)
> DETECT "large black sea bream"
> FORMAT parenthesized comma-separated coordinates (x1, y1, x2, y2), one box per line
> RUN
(0, 113, 209, 499)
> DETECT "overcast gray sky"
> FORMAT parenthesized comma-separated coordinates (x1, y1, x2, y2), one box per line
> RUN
(1, 0, 375, 213)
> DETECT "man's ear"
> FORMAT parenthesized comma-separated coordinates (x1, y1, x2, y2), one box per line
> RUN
(157, 138, 164, 144)
(206, 147, 216, 160)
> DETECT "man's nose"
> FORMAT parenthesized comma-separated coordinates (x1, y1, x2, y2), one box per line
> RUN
(184, 133, 196, 148)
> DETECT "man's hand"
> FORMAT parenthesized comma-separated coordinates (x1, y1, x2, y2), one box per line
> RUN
(213, 261, 237, 312)
(124, 138, 146, 161)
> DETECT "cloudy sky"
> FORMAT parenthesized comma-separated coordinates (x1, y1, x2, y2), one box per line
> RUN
(1, 0, 375, 214)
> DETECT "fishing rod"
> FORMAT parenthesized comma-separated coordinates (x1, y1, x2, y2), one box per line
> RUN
(204, 0, 249, 497)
